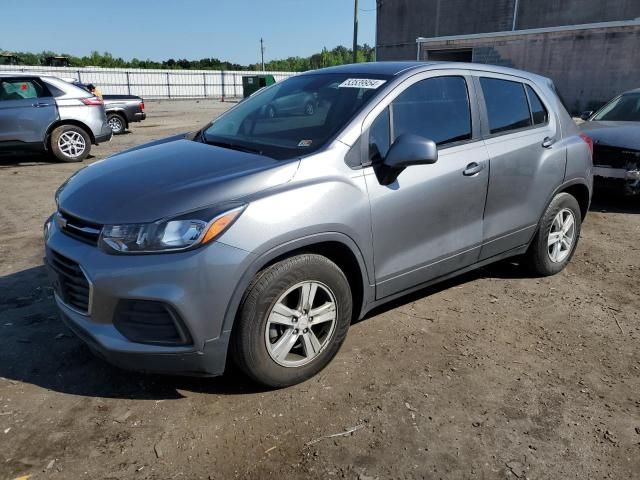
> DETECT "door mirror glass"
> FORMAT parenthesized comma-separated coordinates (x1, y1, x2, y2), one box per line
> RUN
(383, 134, 438, 169)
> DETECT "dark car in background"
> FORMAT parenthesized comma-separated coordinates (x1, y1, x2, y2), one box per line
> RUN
(72, 81, 146, 134)
(580, 88, 640, 195)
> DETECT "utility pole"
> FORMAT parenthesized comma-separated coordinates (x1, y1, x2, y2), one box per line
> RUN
(352, 0, 358, 63)
(260, 38, 265, 71)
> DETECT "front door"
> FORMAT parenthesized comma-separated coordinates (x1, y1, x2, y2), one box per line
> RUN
(0, 77, 57, 146)
(363, 73, 490, 299)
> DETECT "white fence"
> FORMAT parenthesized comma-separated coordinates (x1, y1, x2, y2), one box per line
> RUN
(0, 65, 297, 99)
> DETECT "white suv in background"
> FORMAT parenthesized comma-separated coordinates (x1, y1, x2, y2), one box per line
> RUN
(0, 73, 112, 162)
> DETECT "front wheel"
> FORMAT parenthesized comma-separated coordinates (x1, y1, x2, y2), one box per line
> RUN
(524, 192, 582, 276)
(231, 254, 352, 387)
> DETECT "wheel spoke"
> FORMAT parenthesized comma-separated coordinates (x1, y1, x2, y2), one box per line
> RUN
(309, 302, 336, 324)
(547, 231, 562, 247)
(299, 282, 318, 311)
(302, 330, 322, 357)
(561, 237, 572, 250)
(270, 329, 298, 360)
(268, 302, 298, 326)
(562, 215, 574, 234)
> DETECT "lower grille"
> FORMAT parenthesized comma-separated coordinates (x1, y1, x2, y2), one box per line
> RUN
(114, 300, 191, 346)
(593, 145, 640, 170)
(49, 250, 91, 313)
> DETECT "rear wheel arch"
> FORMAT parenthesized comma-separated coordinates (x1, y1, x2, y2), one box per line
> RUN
(45, 119, 95, 148)
(560, 183, 590, 220)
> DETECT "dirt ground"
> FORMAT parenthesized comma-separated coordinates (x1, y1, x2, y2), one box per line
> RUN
(1, 100, 639, 480)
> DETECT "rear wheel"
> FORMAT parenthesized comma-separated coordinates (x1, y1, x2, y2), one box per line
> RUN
(524, 192, 582, 276)
(107, 113, 126, 134)
(49, 125, 91, 162)
(231, 254, 352, 387)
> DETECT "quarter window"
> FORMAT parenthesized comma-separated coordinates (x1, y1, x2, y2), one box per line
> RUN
(526, 85, 548, 125)
(0, 79, 45, 101)
(391, 76, 472, 146)
(480, 78, 532, 134)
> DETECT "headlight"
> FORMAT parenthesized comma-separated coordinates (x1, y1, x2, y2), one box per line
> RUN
(99, 205, 245, 254)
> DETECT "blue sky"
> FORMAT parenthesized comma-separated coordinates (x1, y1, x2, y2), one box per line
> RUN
(1, 0, 377, 64)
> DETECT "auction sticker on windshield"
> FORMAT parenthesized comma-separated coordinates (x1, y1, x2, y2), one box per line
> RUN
(338, 78, 387, 89)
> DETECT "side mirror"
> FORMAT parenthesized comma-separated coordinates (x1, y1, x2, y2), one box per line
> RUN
(580, 110, 594, 121)
(383, 134, 438, 169)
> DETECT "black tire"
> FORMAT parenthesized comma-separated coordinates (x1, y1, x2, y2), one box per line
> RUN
(49, 125, 91, 162)
(231, 254, 352, 388)
(524, 192, 582, 276)
(107, 113, 126, 134)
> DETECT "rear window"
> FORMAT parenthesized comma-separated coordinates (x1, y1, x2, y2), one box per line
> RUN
(526, 85, 549, 125)
(0, 78, 46, 100)
(480, 78, 532, 135)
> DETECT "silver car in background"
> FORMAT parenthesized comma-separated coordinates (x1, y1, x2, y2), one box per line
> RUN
(0, 73, 111, 161)
(45, 62, 593, 388)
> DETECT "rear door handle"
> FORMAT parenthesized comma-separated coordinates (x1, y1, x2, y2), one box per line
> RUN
(463, 162, 485, 176)
(33, 102, 52, 108)
(542, 136, 556, 148)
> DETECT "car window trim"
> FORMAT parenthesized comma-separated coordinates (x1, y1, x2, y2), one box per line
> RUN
(474, 74, 552, 140)
(524, 83, 550, 127)
(355, 70, 481, 169)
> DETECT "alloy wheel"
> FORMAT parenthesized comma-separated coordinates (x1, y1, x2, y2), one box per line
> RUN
(265, 281, 338, 367)
(547, 208, 576, 263)
(58, 131, 86, 158)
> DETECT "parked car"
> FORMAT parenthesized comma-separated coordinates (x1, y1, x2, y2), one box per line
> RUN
(579, 88, 640, 195)
(0, 73, 111, 161)
(265, 89, 318, 117)
(44, 62, 593, 387)
(71, 82, 146, 135)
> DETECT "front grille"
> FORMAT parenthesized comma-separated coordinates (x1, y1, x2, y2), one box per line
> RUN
(593, 144, 640, 170)
(57, 210, 102, 246)
(114, 300, 192, 346)
(49, 250, 91, 313)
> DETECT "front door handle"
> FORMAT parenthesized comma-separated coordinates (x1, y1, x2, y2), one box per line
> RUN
(542, 136, 556, 148)
(32, 102, 52, 108)
(463, 162, 485, 176)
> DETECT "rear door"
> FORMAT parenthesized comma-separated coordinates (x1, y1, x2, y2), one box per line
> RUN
(0, 77, 57, 145)
(475, 75, 565, 259)
(363, 71, 490, 299)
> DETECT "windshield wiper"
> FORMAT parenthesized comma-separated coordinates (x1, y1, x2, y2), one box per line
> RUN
(202, 137, 263, 155)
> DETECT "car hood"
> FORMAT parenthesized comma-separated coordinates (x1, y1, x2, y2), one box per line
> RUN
(579, 121, 640, 151)
(57, 136, 299, 224)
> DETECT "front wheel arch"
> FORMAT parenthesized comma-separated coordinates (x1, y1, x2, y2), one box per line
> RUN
(220, 234, 372, 336)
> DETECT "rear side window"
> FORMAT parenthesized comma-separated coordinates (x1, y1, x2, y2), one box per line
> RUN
(526, 85, 548, 125)
(391, 76, 472, 146)
(480, 78, 532, 134)
(0, 79, 46, 101)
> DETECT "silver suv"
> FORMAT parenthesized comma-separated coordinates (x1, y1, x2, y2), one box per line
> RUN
(45, 62, 593, 387)
(0, 73, 112, 161)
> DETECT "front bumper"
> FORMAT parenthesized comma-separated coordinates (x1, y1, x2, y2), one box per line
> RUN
(44, 220, 255, 376)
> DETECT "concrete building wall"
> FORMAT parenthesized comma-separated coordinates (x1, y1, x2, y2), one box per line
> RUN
(376, 0, 640, 113)
(417, 25, 640, 113)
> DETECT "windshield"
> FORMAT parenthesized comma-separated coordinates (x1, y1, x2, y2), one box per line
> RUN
(202, 73, 390, 160)
(593, 93, 640, 122)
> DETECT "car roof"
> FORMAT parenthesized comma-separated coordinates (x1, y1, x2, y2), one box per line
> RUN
(299, 61, 552, 84)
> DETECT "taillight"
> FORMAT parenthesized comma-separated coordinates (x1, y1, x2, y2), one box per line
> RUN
(81, 96, 103, 106)
(139, 101, 145, 112)
(579, 133, 593, 156)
